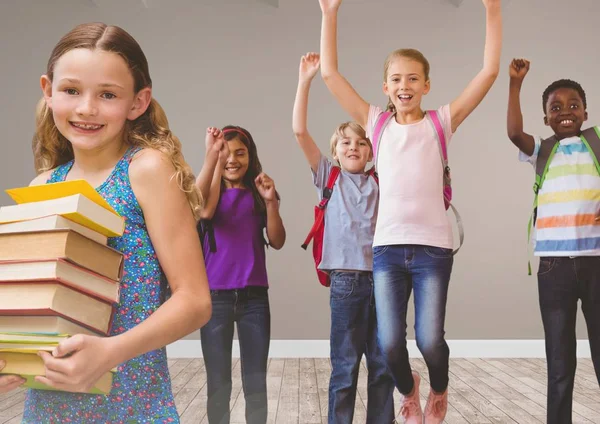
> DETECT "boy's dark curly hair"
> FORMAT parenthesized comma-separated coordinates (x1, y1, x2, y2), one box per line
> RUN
(542, 79, 587, 114)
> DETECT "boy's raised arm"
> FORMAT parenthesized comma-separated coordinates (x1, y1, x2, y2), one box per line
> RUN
(293, 53, 323, 173)
(507, 58, 535, 156)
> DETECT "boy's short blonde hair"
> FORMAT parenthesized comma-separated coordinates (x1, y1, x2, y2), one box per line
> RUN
(329, 122, 373, 158)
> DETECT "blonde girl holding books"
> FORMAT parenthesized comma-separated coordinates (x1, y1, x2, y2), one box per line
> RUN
(11, 22, 212, 423)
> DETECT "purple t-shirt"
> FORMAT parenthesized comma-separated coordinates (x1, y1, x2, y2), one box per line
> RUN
(203, 188, 268, 290)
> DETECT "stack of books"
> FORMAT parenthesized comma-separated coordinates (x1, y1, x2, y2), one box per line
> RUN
(0, 180, 125, 394)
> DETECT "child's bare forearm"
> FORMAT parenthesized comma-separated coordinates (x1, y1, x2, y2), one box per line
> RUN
(195, 150, 218, 201)
(199, 163, 222, 220)
(507, 79, 535, 155)
(483, 3, 502, 77)
(293, 80, 311, 136)
(265, 200, 285, 249)
(293, 78, 321, 171)
(319, 7, 369, 126)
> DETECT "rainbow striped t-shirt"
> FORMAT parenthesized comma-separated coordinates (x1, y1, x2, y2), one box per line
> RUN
(520, 131, 600, 256)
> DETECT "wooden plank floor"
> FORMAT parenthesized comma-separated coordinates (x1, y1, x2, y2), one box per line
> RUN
(0, 358, 598, 423)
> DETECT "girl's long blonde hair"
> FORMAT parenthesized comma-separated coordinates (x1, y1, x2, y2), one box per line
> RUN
(32, 23, 202, 218)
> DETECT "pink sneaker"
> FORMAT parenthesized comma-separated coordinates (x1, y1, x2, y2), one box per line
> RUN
(424, 387, 448, 423)
(395, 371, 422, 424)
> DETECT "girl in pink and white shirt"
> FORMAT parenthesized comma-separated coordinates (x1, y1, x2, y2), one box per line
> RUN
(318, 0, 502, 422)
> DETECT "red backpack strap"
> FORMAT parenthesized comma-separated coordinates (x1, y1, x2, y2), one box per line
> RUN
(319, 166, 341, 208)
(366, 166, 379, 184)
(301, 166, 341, 249)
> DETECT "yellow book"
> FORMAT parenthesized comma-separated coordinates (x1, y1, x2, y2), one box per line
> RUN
(6, 180, 117, 215)
(0, 351, 113, 394)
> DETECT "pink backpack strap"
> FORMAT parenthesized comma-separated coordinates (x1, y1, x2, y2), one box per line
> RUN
(372, 111, 395, 168)
(426, 110, 447, 161)
(426, 109, 464, 254)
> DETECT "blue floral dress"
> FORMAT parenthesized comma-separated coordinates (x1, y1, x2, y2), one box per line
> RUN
(23, 147, 179, 423)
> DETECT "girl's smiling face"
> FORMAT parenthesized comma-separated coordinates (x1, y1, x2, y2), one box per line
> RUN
(223, 137, 250, 187)
(41, 48, 149, 153)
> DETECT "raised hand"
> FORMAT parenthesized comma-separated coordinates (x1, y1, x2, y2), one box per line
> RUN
(217, 134, 230, 165)
(299, 53, 321, 83)
(319, 0, 342, 13)
(205, 126, 229, 164)
(205, 127, 222, 155)
(509, 58, 530, 81)
(482, 0, 501, 10)
(255, 173, 277, 203)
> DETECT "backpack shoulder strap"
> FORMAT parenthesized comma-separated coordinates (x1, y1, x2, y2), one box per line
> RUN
(426, 110, 448, 163)
(301, 166, 341, 250)
(527, 135, 560, 274)
(534, 135, 559, 193)
(426, 110, 465, 255)
(580, 127, 600, 175)
(320, 166, 341, 206)
(372, 111, 395, 168)
(198, 219, 217, 253)
(366, 166, 379, 184)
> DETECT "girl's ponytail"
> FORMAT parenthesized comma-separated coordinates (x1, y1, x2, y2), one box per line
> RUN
(385, 98, 396, 113)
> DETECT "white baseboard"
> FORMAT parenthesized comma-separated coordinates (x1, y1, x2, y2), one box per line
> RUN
(167, 339, 592, 359)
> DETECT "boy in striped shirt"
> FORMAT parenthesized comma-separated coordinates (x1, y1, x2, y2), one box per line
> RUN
(507, 58, 600, 424)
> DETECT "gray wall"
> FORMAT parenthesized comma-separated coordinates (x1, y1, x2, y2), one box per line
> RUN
(0, 0, 596, 341)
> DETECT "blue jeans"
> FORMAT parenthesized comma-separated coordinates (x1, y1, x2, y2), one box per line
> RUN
(538, 256, 600, 424)
(373, 244, 453, 395)
(200, 286, 270, 424)
(328, 271, 395, 424)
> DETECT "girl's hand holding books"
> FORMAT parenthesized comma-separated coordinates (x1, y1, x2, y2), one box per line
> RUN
(35, 334, 115, 393)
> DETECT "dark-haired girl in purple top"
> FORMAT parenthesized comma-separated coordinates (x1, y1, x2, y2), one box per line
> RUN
(195, 126, 286, 424)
